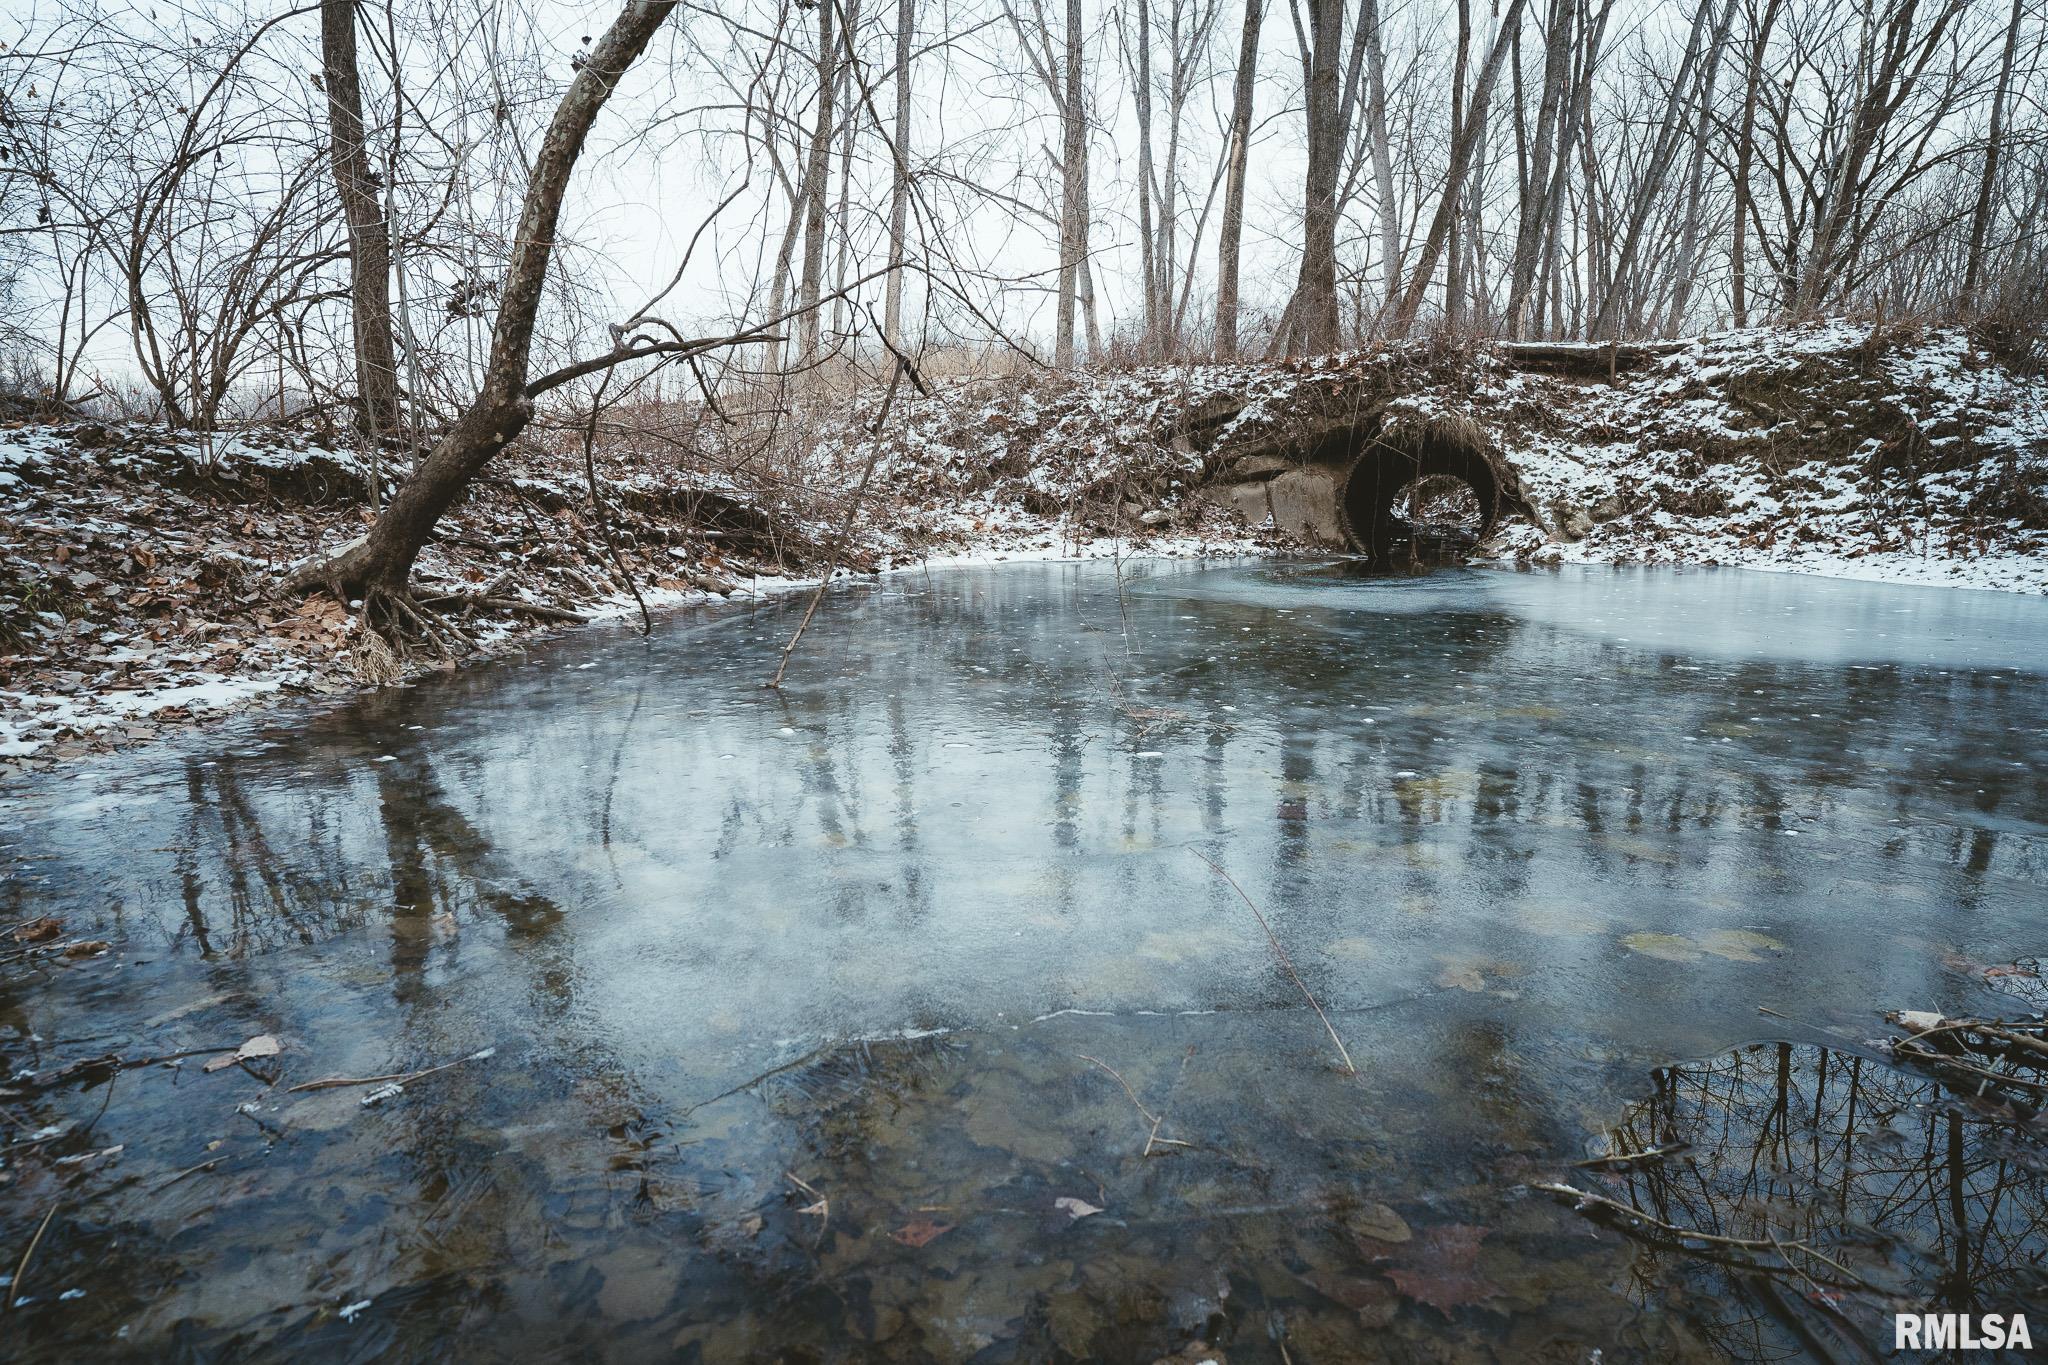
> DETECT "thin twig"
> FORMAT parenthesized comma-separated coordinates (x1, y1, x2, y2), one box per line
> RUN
(765, 351, 906, 689)
(785, 1170, 830, 1239)
(1143, 1046, 1199, 1157)
(8, 1202, 58, 1312)
(1077, 1053, 1158, 1126)
(152, 1158, 222, 1193)
(285, 1047, 493, 1094)
(1189, 850, 1357, 1074)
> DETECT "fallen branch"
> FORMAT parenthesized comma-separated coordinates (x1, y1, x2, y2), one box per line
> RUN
(786, 1170, 830, 1239)
(286, 1046, 495, 1095)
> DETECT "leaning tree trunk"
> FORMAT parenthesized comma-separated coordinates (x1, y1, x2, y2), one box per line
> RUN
(321, 0, 401, 438)
(1360, 0, 1401, 312)
(1389, 0, 1527, 335)
(306, 0, 679, 602)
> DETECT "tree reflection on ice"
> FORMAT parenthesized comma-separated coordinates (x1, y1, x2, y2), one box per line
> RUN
(1552, 1037, 2048, 1361)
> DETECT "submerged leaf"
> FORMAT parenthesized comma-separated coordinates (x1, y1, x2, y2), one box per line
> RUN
(1342, 1200, 1413, 1245)
(891, 1217, 953, 1248)
(1621, 932, 1703, 963)
(1699, 929, 1785, 961)
(1379, 1224, 1501, 1315)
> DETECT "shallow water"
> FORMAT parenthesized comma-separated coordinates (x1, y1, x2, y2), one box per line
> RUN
(2, 559, 2044, 1361)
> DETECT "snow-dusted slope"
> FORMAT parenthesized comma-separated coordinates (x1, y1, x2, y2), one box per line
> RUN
(1477, 323, 2048, 593)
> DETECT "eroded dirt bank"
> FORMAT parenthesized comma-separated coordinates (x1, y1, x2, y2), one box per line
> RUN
(3, 319, 2042, 767)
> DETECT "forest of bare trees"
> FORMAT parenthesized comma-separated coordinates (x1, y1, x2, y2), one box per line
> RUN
(6, 0, 2041, 405)
(1, 0, 2042, 597)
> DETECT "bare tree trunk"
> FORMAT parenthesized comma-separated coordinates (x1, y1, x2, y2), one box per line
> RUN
(763, 186, 804, 377)
(1079, 135, 1102, 357)
(1055, 0, 1086, 367)
(1730, 0, 1781, 327)
(1132, 0, 1160, 356)
(1962, 0, 2023, 310)
(831, 0, 863, 343)
(883, 0, 916, 347)
(1445, 0, 1471, 329)
(307, 0, 678, 601)
(1280, 0, 1343, 353)
(797, 0, 838, 370)
(321, 0, 401, 437)
(1215, 0, 1264, 359)
(1507, 0, 1576, 336)
(1360, 0, 1401, 310)
(1389, 0, 1528, 334)
(1590, 0, 1728, 338)
(1665, 0, 1736, 334)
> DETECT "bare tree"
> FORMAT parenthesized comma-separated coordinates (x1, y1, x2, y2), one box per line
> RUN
(1275, 0, 1343, 353)
(796, 0, 839, 370)
(320, 0, 401, 437)
(1962, 0, 2025, 309)
(1055, 0, 1087, 366)
(1388, 0, 1528, 335)
(303, 0, 685, 606)
(1214, 0, 1264, 358)
(882, 0, 916, 346)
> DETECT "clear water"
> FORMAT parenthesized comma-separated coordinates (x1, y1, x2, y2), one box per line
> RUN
(2, 560, 2043, 1361)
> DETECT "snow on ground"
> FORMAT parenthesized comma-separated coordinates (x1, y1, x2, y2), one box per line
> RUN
(3, 319, 2041, 770)
(1473, 322, 2048, 594)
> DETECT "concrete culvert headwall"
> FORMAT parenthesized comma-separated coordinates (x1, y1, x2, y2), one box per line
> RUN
(1333, 416, 1503, 556)
(1204, 404, 1530, 553)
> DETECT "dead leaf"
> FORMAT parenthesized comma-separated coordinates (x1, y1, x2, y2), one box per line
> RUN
(1054, 1196, 1103, 1220)
(1300, 1269, 1400, 1327)
(204, 1034, 282, 1072)
(1699, 929, 1785, 961)
(13, 916, 63, 944)
(1341, 1200, 1413, 1244)
(62, 940, 111, 958)
(1379, 1224, 1501, 1316)
(1621, 932, 1703, 963)
(891, 1217, 953, 1248)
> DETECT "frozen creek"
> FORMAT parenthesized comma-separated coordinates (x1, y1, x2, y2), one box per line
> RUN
(2, 559, 2045, 1361)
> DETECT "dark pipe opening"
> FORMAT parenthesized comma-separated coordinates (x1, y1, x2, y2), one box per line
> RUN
(1337, 430, 1501, 560)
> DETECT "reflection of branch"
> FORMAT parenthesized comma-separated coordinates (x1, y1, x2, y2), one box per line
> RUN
(1533, 1182, 1882, 1293)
